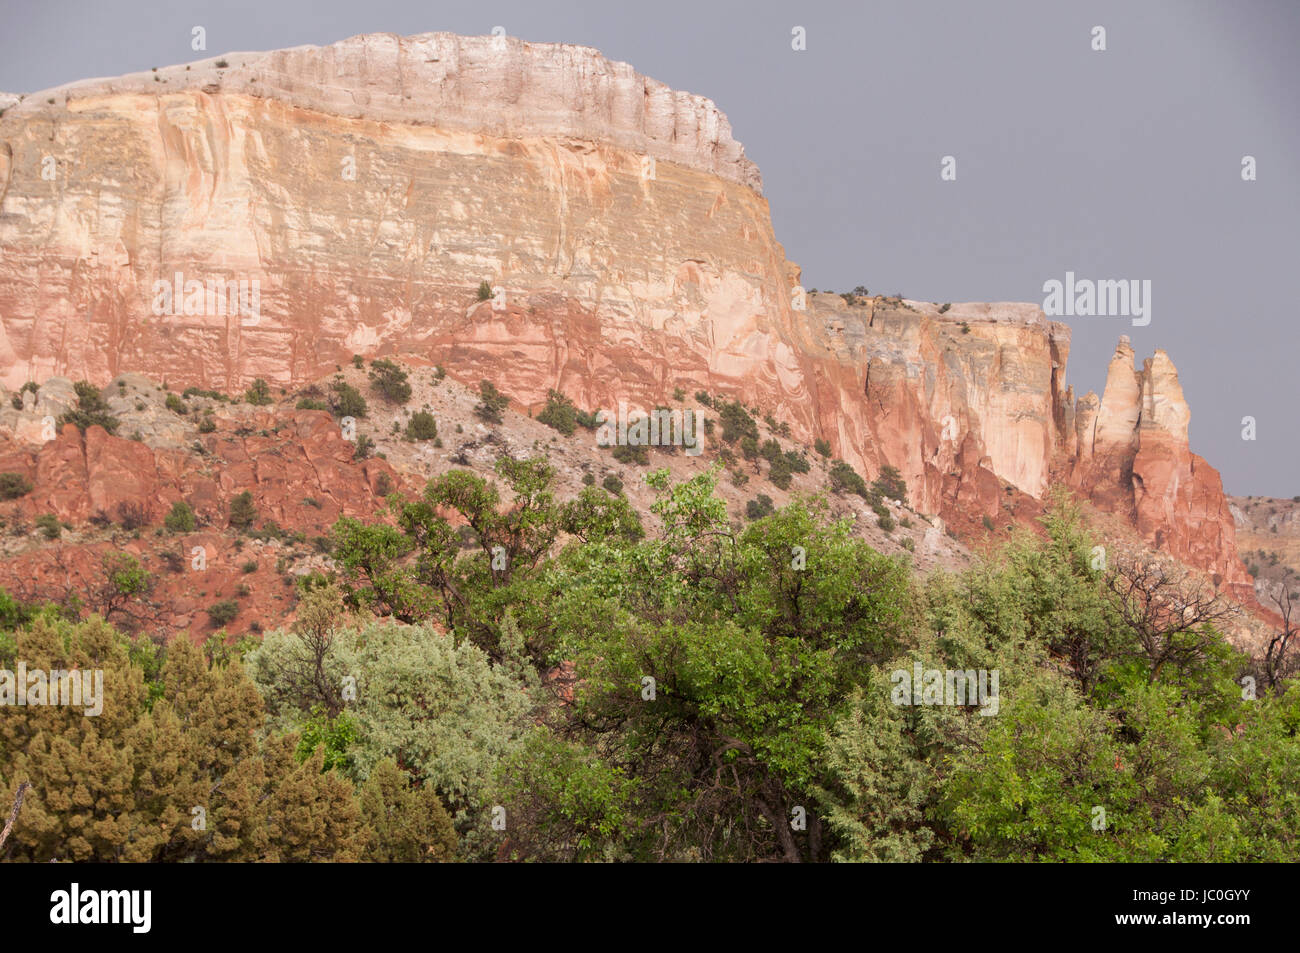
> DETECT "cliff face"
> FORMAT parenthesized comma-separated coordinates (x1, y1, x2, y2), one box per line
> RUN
(0, 32, 1250, 596)
(1066, 338, 1253, 600)
(0, 33, 789, 411)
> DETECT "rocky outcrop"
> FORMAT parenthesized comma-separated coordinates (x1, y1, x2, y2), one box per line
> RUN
(1065, 337, 1252, 600)
(4, 34, 759, 191)
(0, 33, 1252, 599)
(791, 296, 1068, 520)
(0, 411, 397, 529)
(0, 410, 397, 636)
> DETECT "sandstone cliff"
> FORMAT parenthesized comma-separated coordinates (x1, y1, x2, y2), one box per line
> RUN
(0, 32, 1251, 597)
(1066, 337, 1253, 600)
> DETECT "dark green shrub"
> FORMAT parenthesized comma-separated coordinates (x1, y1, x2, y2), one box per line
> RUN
(228, 491, 257, 531)
(611, 443, 649, 466)
(368, 360, 412, 404)
(207, 600, 239, 626)
(0, 473, 33, 500)
(769, 455, 793, 490)
(249, 520, 286, 542)
(718, 400, 758, 444)
(829, 460, 869, 499)
(872, 465, 908, 502)
(536, 390, 577, 436)
(876, 508, 896, 533)
(405, 411, 438, 441)
(60, 381, 120, 434)
(164, 501, 196, 533)
(243, 378, 272, 405)
(331, 379, 368, 418)
(475, 380, 509, 424)
(35, 514, 61, 540)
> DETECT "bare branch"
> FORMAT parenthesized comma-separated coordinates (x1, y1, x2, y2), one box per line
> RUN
(0, 781, 31, 851)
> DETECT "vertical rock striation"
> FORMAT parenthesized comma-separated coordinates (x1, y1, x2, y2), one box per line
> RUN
(1068, 338, 1252, 599)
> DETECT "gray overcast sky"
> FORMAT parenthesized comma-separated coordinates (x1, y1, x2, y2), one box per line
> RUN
(1, 0, 1297, 496)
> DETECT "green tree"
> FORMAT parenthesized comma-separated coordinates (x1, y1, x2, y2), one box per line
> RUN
(532, 472, 913, 861)
(768, 453, 794, 490)
(828, 460, 869, 499)
(745, 494, 775, 520)
(93, 553, 152, 623)
(610, 443, 649, 466)
(497, 729, 636, 862)
(559, 486, 644, 544)
(359, 758, 458, 862)
(872, 465, 908, 502)
(0, 620, 368, 863)
(717, 400, 758, 444)
(404, 411, 438, 441)
(295, 709, 359, 772)
(536, 389, 578, 436)
(248, 619, 532, 858)
(59, 381, 119, 434)
(243, 378, 272, 406)
(368, 359, 411, 404)
(475, 380, 509, 424)
(262, 743, 367, 862)
(330, 379, 368, 418)
(228, 491, 257, 531)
